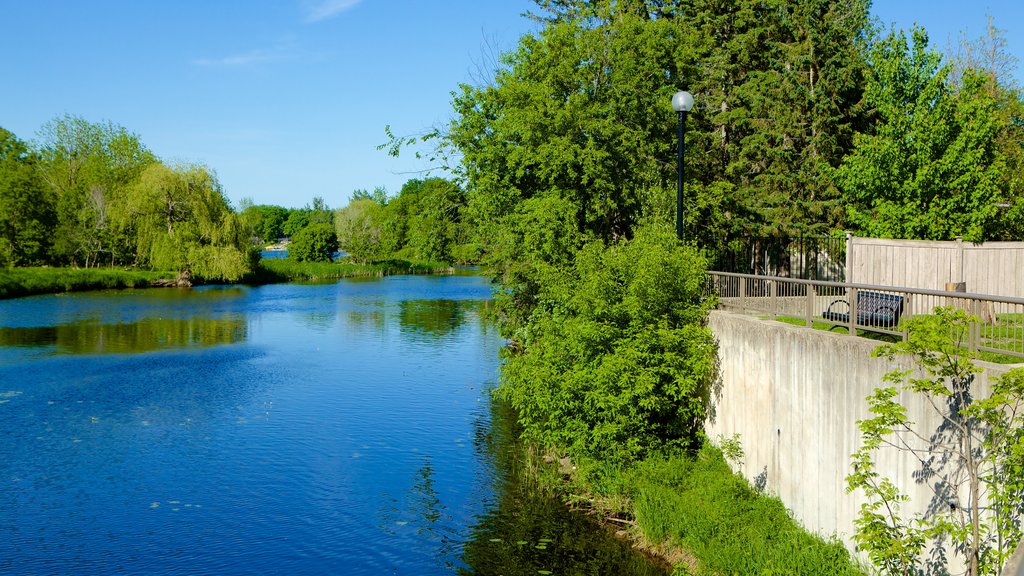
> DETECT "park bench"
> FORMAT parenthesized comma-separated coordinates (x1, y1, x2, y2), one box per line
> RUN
(822, 290, 905, 329)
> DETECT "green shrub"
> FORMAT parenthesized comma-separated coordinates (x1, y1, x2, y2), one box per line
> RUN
(289, 223, 338, 262)
(497, 224, 716, 464)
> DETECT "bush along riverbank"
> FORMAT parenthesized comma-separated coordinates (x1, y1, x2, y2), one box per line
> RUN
(492, 223, 864, 574)
(525, 443, 865, 575)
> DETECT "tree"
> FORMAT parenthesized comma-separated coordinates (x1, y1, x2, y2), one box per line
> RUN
(36, 115, 157, 266)
(946, 17, 1024, 240)
(838, 28, 1007, 242)
(0, 127, 55, 266)
(335, 198, 383, 263)
(289, 223, 338, 263)
(281, 208, 311, 238)
(846, 308, 1024, 576)
(115, 163, 255, 281)
(402, 178, 465, 263)
(241, 204, 289, 244)
(432, 0, 871, 254)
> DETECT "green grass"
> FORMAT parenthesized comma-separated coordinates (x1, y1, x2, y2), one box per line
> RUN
(770, 314, 1024, 364)
(629, 447, 864, 575)
(0, 267, 175, 299)
(540, 445, 865, 575)
(248, 257, 455, 283)
(0, 258, 460, 300)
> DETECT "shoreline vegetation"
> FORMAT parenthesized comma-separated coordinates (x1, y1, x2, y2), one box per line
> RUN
(0, 257, 457, 300)
(525, 442, 865, 575)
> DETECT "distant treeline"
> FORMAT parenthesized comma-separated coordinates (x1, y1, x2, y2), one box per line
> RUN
(242, 177, 471, 266)
(0, 115, 472, 281)
(0, 116, 254, 280)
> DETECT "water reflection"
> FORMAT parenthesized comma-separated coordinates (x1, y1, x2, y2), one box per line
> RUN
(0, 315, 247, 355)
(459, 399, 669, 575)
(398, 300, 466, 337)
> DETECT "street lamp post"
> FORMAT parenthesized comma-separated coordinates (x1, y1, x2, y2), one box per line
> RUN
(671, 90, 694, 241)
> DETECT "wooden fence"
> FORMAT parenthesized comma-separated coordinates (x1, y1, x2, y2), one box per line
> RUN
(847, 236, 1024, 298)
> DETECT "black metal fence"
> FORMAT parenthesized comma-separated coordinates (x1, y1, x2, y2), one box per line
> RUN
(708, 235, 847, 282)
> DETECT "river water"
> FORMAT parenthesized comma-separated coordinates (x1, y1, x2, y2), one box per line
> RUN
(0, 275, 666, 575)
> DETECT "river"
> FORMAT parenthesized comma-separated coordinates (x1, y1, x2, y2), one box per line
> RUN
(0, 274, 666, 575)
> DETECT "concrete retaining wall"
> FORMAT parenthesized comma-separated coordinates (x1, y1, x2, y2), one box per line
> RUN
(705, 310, 1019, 566)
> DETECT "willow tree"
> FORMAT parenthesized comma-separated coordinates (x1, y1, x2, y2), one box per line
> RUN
(115, 163, 255, 281)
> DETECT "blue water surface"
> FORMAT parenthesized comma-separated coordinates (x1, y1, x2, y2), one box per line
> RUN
(0, 275, 666, 576)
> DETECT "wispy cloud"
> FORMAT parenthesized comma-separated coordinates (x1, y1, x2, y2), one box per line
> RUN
(303, 0, 362, 22)
(193, 43, 295, 67)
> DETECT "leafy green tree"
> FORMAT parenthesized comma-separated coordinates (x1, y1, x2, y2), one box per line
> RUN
(335, 198, 383, 263)
(281, 209, 311, 238)
(402, 178, 465, 263)
(115, 163, 254, 281)
(847, 308, 1024, 576)
(430, 0, 871, 252)
(0, 128, 55, 266)
(241, 204, 289, 243)
(947, 18, 1024, 240)
(288, 222, 338, 262)
(838, 28, 1007, 242)
(308, 196, 334, 227)
(36, 114, 156, 266)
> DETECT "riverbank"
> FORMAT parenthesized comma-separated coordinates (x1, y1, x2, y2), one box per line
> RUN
(247, 257, 455, 283)
(529, 443, 866, 575)
(0, 267, 177, 299)
(0, 258, 458, 300)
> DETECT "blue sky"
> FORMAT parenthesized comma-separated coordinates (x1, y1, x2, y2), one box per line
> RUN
(2, 1, 1021, 209)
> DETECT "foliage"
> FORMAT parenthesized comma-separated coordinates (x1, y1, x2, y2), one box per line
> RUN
(846, 307, 1024, 576)
(288, 222, 338, 263)
(497, 224, 716, 464)
(333, 177, 468, 265)
(334, 198, 384, 263)
(115, 163, 255, 281)
(281, 209, 311, 238)
(838, 28, 1009, 242)
(36, 114, 157, 266)
(241, 204, 289, 243)
(0, 128, 54, 266)
(430, 0, 871, 253)
(250, 257, 452, 283)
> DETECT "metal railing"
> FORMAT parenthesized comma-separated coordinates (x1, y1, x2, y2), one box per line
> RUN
(705, 271, 1024, 360)
(709, 235, 846, 282)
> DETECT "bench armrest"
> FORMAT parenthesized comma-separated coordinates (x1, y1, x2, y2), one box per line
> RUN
(825, 298, 850, 314)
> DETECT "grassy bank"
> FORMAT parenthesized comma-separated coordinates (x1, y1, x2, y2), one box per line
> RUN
(0, 267, 175, 299)
(248, 257, 455, 283)
(773, 314, 1024, 364)
(532, 444, 865, 575)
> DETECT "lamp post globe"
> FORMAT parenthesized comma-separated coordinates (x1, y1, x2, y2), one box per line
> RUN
(671, 91, 693, 240)
(671, 91, 694, 113)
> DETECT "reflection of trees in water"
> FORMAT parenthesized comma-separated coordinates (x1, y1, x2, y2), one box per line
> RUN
(344, 309, 385, 331)
(398, 300, 466, 337)
(458, 398, 668, 576)
(0, 316, 247, 355)
(377, 456, 461, 571)
(296, 311, 336, 331)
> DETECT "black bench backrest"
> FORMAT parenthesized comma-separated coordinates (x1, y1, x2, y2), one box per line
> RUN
(854, 290, 903, 327)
